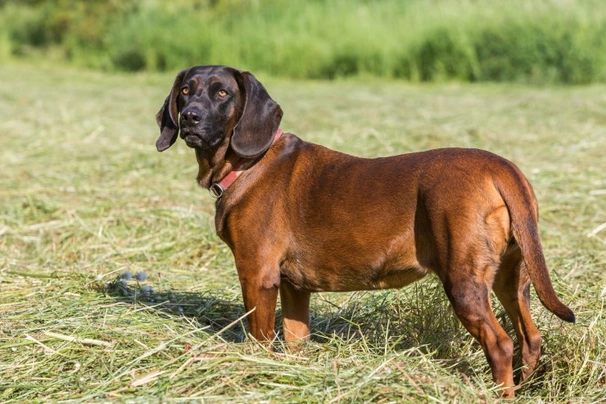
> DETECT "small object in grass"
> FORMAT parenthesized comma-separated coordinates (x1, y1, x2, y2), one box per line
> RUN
(120, 279, 129, 287)
(121, 271, 133, 280)
(135, 271, 147, 282)
(95, 274, 103, 281)
(177, 306, 184, 313)
(140, 285, 153, 296)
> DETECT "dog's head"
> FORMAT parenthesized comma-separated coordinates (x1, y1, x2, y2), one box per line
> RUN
(156, 65, 283, 159)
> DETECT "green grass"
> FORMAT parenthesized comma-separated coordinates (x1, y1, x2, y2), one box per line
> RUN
(2, 0, 606, 83)
(1, 62, 605, 402)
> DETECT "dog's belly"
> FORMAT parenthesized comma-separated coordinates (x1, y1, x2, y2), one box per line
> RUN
(280, 255, 429, 292)
(370, 266, 429, 290)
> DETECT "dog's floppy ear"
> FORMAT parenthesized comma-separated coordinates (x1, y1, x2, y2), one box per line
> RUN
(231, 71, 283, 159)
(156, 69, 188, 152)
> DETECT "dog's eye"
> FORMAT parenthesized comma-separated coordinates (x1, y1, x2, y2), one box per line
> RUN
(217, 90, 228, 98)
(181, 87, 190, 96)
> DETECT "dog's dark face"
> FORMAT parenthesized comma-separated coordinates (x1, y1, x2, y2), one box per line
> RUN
(156, 65, 283, 159)
(176, 66, 242, 150)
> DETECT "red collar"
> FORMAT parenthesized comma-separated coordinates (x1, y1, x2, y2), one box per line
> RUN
(209, 129, 283, 198)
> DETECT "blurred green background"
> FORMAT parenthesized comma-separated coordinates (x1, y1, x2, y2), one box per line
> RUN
(2, 0, 606, 84)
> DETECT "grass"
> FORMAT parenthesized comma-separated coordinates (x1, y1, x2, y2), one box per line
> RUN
(1, 61, 605, 402)
(2, 0, 606, 83)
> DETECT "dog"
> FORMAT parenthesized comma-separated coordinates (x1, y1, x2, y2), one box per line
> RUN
(155, 65, 574, 398)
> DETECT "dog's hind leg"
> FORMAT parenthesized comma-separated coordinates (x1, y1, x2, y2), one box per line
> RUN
(441, 268, 516, 398)
(493, 245, 542, 384)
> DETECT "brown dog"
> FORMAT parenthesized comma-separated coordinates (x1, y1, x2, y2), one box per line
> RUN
(155, 65, 574, 398)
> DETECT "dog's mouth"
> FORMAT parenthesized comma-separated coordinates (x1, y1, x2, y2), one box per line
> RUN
(183, 135, 204, 148)
(180, 132, 208, 149)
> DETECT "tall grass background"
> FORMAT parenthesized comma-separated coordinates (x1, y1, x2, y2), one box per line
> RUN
(1, 0, 606, 83)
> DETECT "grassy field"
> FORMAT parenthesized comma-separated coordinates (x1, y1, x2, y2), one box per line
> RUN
(2, 0, 606, 83)
(1, 62, 605, 402)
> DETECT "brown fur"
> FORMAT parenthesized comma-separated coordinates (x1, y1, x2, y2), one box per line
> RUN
(156, 65, 574, 398)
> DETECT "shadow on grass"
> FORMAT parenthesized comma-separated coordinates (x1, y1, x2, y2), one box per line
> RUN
(102, 277, 249, 343)
(308, 281, 481, 364)
(101, 275, 502, 369)
(101, 275, 548, 384)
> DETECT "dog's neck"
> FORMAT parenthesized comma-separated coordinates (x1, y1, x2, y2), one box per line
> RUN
(195, 129, 283, 198)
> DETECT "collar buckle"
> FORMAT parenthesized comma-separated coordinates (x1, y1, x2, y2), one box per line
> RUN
(209, 183, 224, 199)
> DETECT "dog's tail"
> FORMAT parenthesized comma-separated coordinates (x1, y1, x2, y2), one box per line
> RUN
(496, 162, 575, 323)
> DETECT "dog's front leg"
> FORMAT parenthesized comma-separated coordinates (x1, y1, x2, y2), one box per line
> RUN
(279, 279, 311, 343)
(237, 265, 280, 341)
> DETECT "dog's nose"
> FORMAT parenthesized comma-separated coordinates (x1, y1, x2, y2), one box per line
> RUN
(181, 110, 201, 127)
